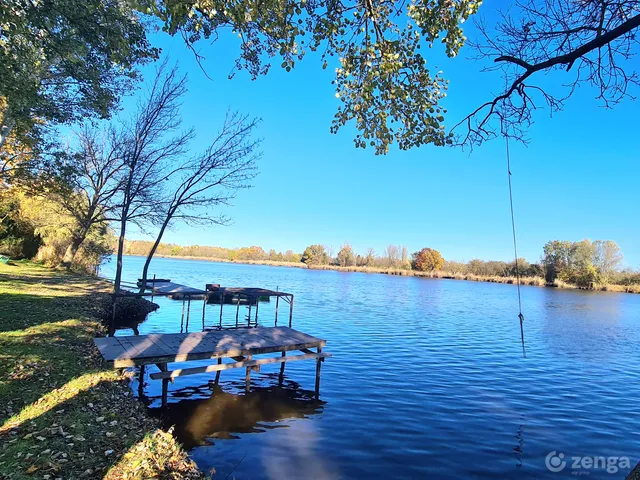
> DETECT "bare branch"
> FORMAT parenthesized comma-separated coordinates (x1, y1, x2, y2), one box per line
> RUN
(455, 0, 640, 146)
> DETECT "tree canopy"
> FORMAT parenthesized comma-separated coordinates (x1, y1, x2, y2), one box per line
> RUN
(0, 0, 157, 149)
(301, 244, 329, 265)
(543, 239, 623, 286)
(412, 247, 445, 271)
(139, 0, 481, 154)
(337, 243, 356, 267)
(138, 0, 640, 152)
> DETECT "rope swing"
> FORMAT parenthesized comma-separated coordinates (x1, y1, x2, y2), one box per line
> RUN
(503, 126, 526, 358)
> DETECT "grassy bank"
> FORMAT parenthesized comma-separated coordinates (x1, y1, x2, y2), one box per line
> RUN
(140, 254, 640, 294)
(0, 261, 205, 479)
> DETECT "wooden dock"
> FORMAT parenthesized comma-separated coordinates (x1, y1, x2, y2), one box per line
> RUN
(95, 327, 330, 405)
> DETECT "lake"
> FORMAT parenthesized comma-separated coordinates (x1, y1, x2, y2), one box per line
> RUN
(100, 255, 640, 479)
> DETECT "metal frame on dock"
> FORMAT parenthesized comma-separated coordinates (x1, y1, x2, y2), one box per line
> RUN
(204, 287, 294, 331)
(108, 279, 295, 336)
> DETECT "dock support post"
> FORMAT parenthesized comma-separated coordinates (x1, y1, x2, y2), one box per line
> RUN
(235, 295, 240, 327)
(151, 274, 156, 301)
(202, 295, 207, 330)
(159, 362, 169, 407)
(138, 364, 145, 397)
(255, 301, 259, 326)
(162, 378, 169, 407)
(278, 351, 286, 385)
(214, 357, 222, 384)
(289, 296, 294, 328)
(180, 300, 186, 333)
(219, 297, 224, 329)
(247, 301, 252, 327)
(275, 293, 279, 326)
(315, 345, 323, 397)
(185, 298, 191, 331)
(245, 355, 252, 393)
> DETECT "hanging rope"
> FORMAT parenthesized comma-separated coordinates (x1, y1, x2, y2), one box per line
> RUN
(504, 130, 527, 358)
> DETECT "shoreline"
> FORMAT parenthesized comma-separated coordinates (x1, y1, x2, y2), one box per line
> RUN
(119, 254, 640, 295)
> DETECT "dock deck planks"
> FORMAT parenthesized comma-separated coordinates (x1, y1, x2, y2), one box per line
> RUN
(95, 327, 326, 368)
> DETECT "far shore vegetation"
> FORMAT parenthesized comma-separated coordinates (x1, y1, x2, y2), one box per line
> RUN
(0, 261, 205, 479)
(121, 239, 640, 294)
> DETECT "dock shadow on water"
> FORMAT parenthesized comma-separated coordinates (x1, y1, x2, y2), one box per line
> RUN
(146, 376, 326, 451)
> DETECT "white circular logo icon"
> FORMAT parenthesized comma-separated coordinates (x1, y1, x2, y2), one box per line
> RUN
(546, 451, 567, 473)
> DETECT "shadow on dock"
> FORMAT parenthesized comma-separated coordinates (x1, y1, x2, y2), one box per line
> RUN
(146, 378, 326, 450)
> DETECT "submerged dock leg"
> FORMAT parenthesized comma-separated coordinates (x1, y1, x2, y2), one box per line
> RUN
(235, 295, 240, 327)
(278, 351, 286, 385)
(202, 296, 207, 330)
(185, 298, 191, 332)
(162, 378, 169, 407)
(315, 345, 323, 397)
(214, 357, 222, 384)
(245, 355, 252, 393)
(158, 363, 170, 407)
(180, 300, 186, 333)
(289, 297, 294, 328)
(138, 364, 145, 397)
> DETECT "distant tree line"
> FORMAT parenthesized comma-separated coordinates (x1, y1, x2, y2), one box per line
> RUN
(120, 239, 640, 290)
(124, 240, 301, 264)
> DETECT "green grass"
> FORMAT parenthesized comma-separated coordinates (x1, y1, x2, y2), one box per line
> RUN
(0, 261, 205, 479)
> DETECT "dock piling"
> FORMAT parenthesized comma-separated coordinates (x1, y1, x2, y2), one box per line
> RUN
(185, 298, 191, 331)
(245, 354, 252, 393)
(180, 300, 186, 333)
(162, 378, 169, 407)
(219, 297, 223, 329)
(202, 295, 207, 330)
(138, 364, 145, 397)
(235, 295, 240, 327)
(279, 351, 286, 385)
(214, 358, 222, 384)
(315, 345, 323, 397)
(289, 297, 294, 328)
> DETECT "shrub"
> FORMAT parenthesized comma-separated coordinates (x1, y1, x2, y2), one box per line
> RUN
(411, 248, 445, 271)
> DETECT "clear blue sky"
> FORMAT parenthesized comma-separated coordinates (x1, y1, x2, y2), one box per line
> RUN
(119, 17, 640, 267)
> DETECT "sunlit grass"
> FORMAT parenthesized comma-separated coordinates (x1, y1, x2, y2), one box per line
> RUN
(1, 370, 118, 432)
(105, 429, 210, 480)
(0, 261, 204, 479)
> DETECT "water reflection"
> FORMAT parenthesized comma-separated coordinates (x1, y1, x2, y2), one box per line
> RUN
(148, 378, 326, 450)
(112, 311, 148, 335)
(513, 417, 525, 468)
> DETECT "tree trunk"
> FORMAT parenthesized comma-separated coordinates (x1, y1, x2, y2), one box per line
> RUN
(113, 217, 127, 294)
(61, 235, 85, 270)
(139, 219, 170, 293)
(0, 116, 15, 150)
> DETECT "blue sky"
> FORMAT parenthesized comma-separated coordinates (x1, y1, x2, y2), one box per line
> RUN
(119, 16, 640, 267)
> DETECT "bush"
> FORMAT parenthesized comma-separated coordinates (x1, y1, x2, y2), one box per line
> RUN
(411, 248, 445, 271)
(301, 244, 328, 265)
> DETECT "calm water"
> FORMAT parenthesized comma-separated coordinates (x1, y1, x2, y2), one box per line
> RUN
(101, 256, 640, 479)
